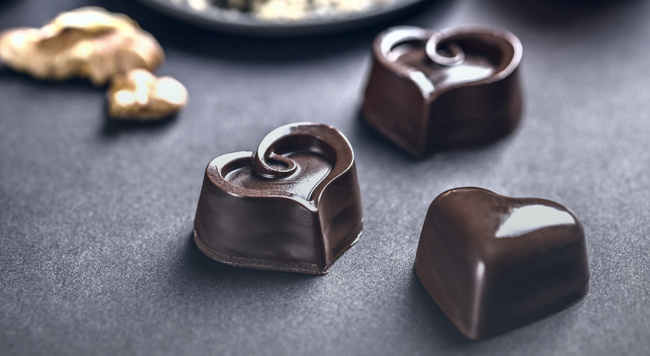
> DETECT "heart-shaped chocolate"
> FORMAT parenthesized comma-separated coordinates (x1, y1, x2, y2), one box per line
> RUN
(362, 26, 523, 157)
(414, 187, 589, 339)
(193, 122, 363, 275)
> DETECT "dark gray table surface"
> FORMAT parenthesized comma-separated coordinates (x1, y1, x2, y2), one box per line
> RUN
(1, 0, 649, 355)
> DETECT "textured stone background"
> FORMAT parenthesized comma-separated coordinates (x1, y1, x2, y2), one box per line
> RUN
(1, 0, 649, 354)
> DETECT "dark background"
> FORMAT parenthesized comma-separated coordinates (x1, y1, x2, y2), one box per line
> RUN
(1, 0, 649, 354)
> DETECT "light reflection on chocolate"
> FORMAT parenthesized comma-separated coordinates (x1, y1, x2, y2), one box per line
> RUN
(495, 205, 576, 238)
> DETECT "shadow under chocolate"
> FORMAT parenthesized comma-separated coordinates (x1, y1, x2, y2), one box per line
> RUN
(172, 232, 318, 290)
(351, 109, 420, 162)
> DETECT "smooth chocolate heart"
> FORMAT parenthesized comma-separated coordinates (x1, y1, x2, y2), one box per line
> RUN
(193, 122, 363, 275)
(414, 187, 589, 339)
(362, 26, 523, 157)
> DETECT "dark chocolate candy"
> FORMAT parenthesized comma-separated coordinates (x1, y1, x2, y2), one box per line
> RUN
(414, 187, 589, 339)
(193, 122, 363, 275)
(362, 26, 523, 157)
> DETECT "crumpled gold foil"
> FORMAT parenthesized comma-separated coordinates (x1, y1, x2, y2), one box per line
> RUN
(0, 7, 164, 86)
(107, 69, 188, 120)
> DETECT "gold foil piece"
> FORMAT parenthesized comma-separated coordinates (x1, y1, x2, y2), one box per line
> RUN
(0, 7, 164, 86)
(107, 69, 188, 120)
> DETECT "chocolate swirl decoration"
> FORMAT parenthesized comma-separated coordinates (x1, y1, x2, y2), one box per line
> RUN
(252, 126, 299, 179)
(379, 26, 466, 67)
(193, 122, 363, 274)
(250, 123, 352, 185)
(252, 149, 297, 178)
(425, 32, 465, 67)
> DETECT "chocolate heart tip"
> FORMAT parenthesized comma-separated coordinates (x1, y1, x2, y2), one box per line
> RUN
(194, 122, 363, 274)
(362, 25, 523, 157)
(415, 187, 589, 339)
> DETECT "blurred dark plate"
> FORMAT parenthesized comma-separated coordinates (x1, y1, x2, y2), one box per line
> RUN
(136, 0, 428, 36)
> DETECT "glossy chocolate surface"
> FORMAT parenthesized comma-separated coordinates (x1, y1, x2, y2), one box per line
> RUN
(193, 122, 363, 274)
(414, 187, 589, 339)
(362, 26, 523, 157)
